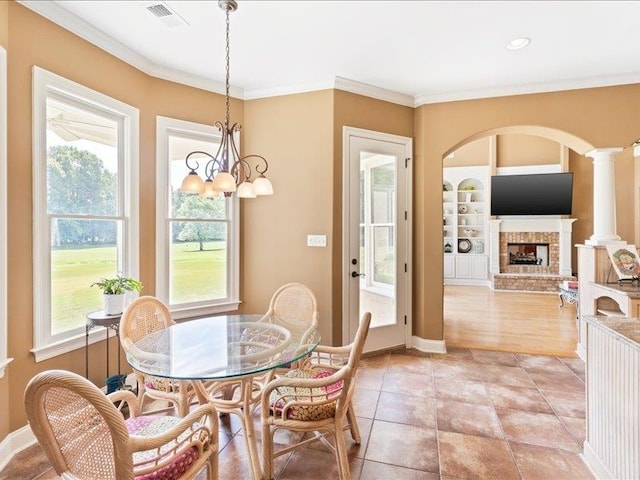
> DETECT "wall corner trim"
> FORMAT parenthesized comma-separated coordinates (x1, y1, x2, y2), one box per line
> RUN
(410, 335, 447, 354)
(0, 424, 37, 473)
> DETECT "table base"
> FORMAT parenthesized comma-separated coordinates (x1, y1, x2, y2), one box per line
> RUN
(192, 372, 273, 480)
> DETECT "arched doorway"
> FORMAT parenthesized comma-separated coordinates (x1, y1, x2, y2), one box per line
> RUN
(441, 126, 594, 355)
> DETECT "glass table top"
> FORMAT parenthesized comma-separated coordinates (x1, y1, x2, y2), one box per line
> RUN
(125, 314, 321, 380)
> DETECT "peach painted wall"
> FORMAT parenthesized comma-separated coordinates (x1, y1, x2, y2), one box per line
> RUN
(240, 90, 334, 343)
(0, 0, 8, 445)
(0, 1, 8, 47)
(415, 86, 640, 339)
(497, 134, 560, 167)
(443, 136, 491, 167)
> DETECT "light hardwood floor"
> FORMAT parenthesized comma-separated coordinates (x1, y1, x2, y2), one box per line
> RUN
(444, 285, 578, 357)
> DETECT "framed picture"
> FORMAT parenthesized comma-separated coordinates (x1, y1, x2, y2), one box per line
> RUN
(606, 245, 640, 279)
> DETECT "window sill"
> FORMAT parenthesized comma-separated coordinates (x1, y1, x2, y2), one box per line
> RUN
(31, 327, 117, 363)
(0, 358, 13, 379)
(30, 301, 242, 362)
(171, 301, 241, 321)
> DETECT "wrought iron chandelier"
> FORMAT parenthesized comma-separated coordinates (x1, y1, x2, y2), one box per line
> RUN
(180, 0, 273, 198)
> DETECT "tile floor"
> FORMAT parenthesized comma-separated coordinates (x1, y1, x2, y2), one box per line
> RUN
(1, 347, 594, 479)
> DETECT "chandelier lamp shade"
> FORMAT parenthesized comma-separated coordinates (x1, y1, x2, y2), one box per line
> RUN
(180, 0, 273, 199)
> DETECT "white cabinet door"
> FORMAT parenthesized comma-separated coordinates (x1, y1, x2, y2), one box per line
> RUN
(455, 256, 473, 278)
(455, 255, 488, 279)
(444, 255, 455, 278)
(470, 255, 488, 279)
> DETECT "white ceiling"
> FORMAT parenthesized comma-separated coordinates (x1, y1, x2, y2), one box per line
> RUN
(21, 0, 640, 106)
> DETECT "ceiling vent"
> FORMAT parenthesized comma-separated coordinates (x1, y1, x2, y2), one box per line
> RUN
(145, 2, 189, 28)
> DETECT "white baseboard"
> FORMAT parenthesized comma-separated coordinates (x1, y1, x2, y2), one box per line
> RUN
(582, 440, 614, 480)
(0, 424, 37, 471)
(410, 335, 447, 354)
(576, 342, 586, 361)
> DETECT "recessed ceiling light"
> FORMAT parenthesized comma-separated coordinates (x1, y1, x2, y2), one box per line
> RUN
(506, 37, 531, 50)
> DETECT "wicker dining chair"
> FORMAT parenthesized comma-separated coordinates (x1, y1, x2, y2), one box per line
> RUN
(24, 369, 218, 480)
(264, 283, 319, 375)
(120, 296, 195, 416)
(261, 312, 371, 480)
(266, 283, 319, 327)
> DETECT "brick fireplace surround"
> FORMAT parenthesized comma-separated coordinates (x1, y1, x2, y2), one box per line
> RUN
(501, 232, 558, 274)
(490, 219, 576, 292)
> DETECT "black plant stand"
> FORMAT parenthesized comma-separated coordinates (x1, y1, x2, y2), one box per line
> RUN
(85, 310, 122, 384)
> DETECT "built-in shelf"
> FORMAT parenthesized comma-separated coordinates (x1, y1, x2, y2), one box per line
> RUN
(443, 166, 489, 284)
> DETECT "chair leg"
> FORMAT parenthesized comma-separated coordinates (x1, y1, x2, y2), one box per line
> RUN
(262, 423, 274, 480)
(346, 404, 361, 444)
(207, 445, 218, 480)
(334, 419, 351, 480)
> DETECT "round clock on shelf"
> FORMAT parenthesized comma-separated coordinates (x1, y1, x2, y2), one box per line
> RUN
(458, 239, 472, 253)
(458, 204, 468, 214)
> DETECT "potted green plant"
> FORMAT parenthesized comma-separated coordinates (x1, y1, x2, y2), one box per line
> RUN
(92, 275, 143, 315)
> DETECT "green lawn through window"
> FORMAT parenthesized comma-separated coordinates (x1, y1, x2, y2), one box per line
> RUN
(51, 243, 226, 334)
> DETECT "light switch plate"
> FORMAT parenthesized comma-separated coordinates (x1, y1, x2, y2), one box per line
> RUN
(307, 234, 327, 247)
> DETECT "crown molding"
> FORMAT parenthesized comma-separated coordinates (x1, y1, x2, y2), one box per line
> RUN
(414, 70, 640, 106)
(17, 0, 240, 99)
(333, 76, 414, 107)
(243, 76, 414, 107)
(243, 78, 336, 100)
(19, 1, 640, 108)
(18, 0, 414, 106)
(19, 1, 155, 74)
(145, 63, 237, 98)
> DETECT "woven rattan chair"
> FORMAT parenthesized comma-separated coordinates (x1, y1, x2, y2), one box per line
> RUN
(24, 369, 218, 480)
(266, 283, 319, 327)
(261, 312, 371, 480)
(120, 296, 195, 416)
(264, 283, 319, 374)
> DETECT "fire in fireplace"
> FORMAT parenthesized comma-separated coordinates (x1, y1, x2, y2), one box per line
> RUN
(507, 243, 549, 266)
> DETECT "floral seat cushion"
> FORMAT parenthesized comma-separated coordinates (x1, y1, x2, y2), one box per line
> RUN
(269, 367, 344, 421)
(143, 375, 177, 392)
(126, 415, 204, 480)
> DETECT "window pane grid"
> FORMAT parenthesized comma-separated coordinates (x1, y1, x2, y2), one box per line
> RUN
(159, 124, 236, 314)
(44, 89, 126, 338)
(33, 67, 139, 359)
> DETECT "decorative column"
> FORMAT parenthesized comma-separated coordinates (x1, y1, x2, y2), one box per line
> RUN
(558, 219, 577, 276)
(489, 219, 502, 274)
(585, 148, 626, 246)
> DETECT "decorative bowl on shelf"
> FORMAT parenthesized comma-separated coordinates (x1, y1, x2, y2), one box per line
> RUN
(458, 239, 472, 253)
(463, 228, 477, 237)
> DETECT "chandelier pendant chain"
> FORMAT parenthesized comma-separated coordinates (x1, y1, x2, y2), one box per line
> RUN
(179, 0, 273, 198)
(224, 8, 231, 128)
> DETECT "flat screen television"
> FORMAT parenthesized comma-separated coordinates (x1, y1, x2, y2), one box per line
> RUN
(490, 172, 573, 216)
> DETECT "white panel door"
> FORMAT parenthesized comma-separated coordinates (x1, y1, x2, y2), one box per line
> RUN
(343, 127, 412, 352)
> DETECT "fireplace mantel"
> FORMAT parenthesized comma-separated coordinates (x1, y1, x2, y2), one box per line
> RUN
(489, 218, 576, 276)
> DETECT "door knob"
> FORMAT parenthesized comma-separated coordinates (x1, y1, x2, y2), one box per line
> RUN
(351, 271, 365, 278)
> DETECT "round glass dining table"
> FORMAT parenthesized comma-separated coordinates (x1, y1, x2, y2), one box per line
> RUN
(125, 313, 321, 480)
(126, 314, 320, 379)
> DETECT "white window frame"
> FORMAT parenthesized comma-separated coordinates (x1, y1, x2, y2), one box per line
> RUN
(360, 155, 396, 298)
(0, 46, 11, 377)
(32, 67, 139, 362)
(156, 116, 240, 319)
